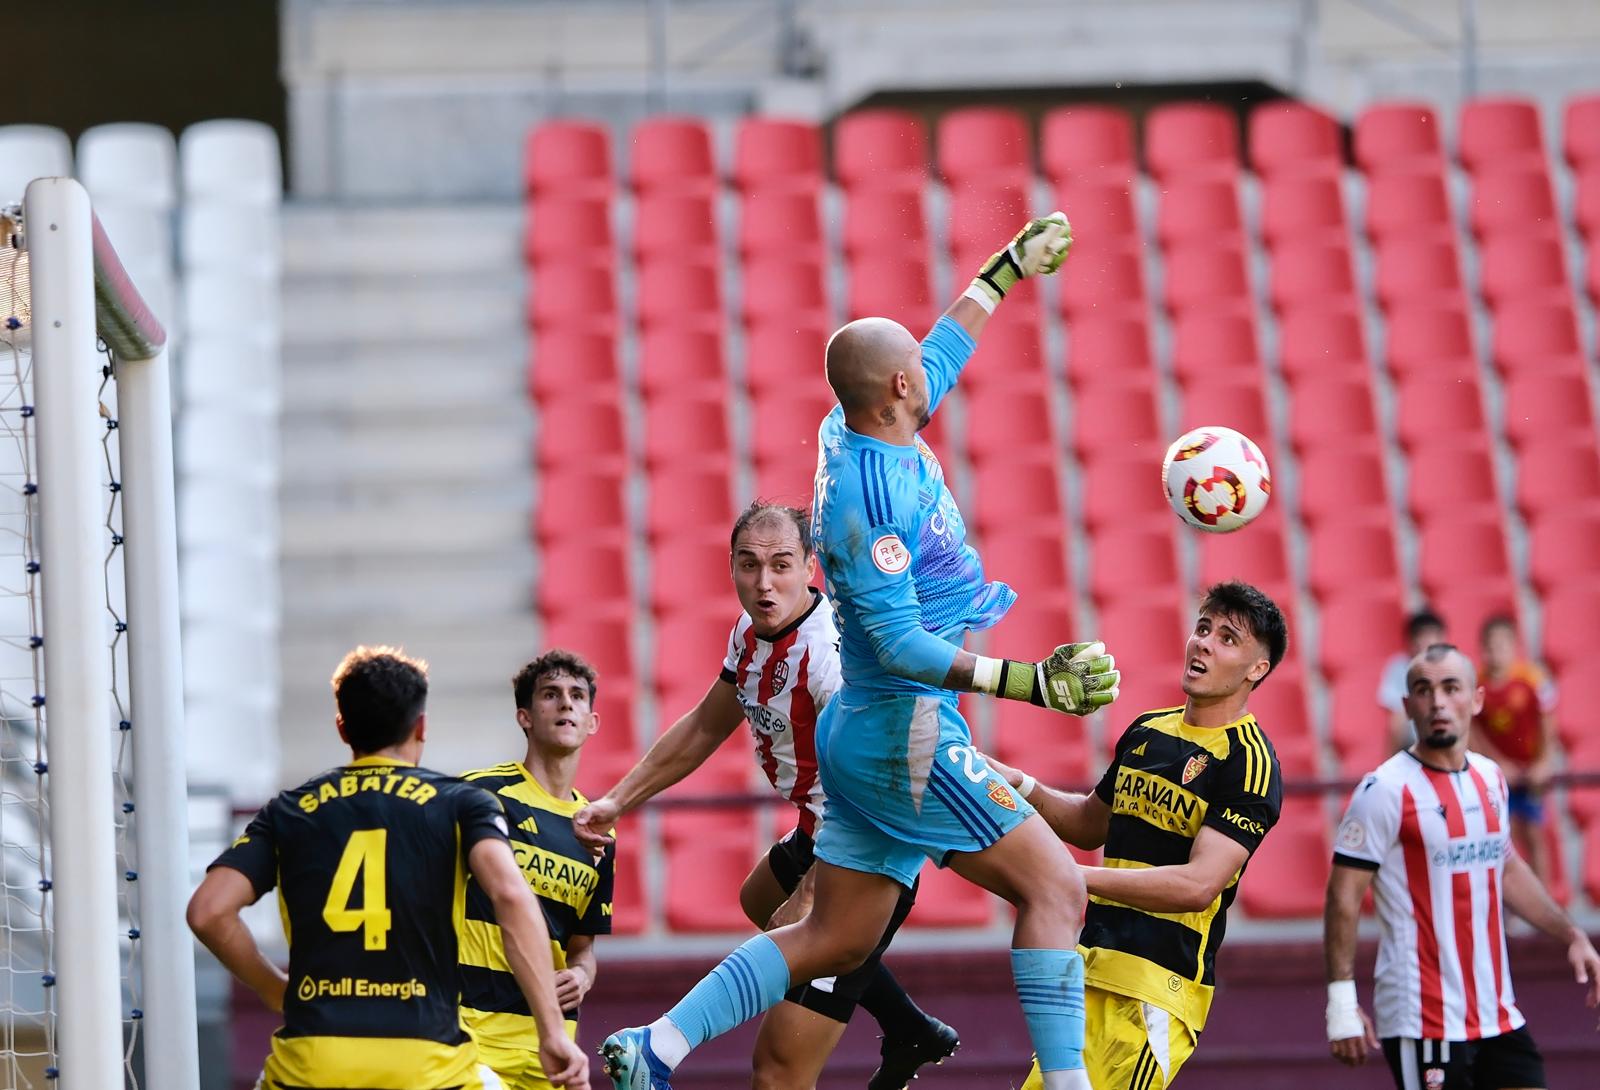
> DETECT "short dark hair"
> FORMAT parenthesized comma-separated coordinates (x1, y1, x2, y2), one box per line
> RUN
(1406, 608, 1447, 641)
(514, 649, 598, 712)
(331, 646, 429, 755)
(730, 500, 812, 557)
(1409, 641, 1477, 688)
(1479, 613, 1518, 644)
(1199, 581, 1288, 687)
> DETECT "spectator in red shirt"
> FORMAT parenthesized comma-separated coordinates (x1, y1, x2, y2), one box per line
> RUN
(1472, 615, 1561, 888)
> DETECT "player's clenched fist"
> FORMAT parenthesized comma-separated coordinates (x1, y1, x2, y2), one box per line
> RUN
(974, 640, 1119, 717)
(571, 796, 619, 852)
(539, 1031, 590, 1088)
(965, 211, 1072, 311)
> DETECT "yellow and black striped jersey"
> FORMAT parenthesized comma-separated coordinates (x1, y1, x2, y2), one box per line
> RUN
(211, 757, 509, 1090)
(457, 762, 614, 1051)
(1081, 707, 1282, 1032)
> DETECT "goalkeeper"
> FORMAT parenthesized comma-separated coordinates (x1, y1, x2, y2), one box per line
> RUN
(602, 214, 1119, 1090)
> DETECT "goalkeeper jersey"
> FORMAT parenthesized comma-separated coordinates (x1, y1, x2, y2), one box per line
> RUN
(811, 315, 1015, 698)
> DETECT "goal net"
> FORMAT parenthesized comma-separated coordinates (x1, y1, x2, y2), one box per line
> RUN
(1, 181, 197, 1090)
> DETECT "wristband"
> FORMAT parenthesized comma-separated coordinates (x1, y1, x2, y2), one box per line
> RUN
(1016, 773, 1037, 799)
(972, 655, 1042, 703)
(1325, 979, 1364, 1041)
(961, 282, 998, 314)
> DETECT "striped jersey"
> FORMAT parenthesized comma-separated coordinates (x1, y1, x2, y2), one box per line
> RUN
(1083, 707, 1282, 1031)
(1333, 750, 1522, 1041)
(719, 589, 841, 833)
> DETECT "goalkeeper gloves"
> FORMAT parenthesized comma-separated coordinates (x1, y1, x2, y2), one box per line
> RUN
(964, 211, 1072, 313)
(973, 641, 1119, 717)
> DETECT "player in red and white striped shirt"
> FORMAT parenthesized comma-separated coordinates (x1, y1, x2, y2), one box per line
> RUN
(1324, 643, 1599, 1089)
(574, 502, 956, 1090)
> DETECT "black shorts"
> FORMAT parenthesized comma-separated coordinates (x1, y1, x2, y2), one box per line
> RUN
(766, 826, 918, 1023)
(1381, 1027, 1546, 1090)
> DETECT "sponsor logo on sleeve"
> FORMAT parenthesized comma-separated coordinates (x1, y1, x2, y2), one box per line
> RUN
(871, 534, 910, 574)
(1336, 820, 1366, 852)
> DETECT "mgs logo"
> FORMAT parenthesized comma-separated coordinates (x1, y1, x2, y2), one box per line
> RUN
(769, 658, 790, 696)
(1181, 754, 1209, 784)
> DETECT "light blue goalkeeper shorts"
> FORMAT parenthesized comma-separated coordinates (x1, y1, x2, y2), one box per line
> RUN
(813, 691, 1035, 888)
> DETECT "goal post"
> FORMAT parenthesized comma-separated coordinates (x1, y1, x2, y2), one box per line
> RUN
(16, 175, 198, 1090)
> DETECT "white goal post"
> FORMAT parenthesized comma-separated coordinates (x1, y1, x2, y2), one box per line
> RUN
(9, 176, 198, 1090)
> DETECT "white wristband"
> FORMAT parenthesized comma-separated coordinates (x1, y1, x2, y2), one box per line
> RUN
(961, 282, 998, 314)
(1325, 979, 1364, 1041)
(1016, 773, 1037, 800)
(972, 655, 1003, 695)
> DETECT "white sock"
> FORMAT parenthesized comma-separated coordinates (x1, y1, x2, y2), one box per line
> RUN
(1040, 1069, 1093, 1090)
(646, 1016, 691, 1070)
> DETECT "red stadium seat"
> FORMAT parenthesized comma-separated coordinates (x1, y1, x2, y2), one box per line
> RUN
(662, 811, 759, 932)
(732, 117, 822, 191)
(1156, 177, 1241, 246)
(636, 261, 721, 331)
(541, 614, 635, 694)
(645, 465, 733, 542)
(1072, 381, 1163, 460)
(962, 317, 1046, 395)
(1269, 239, 1357, 312)
(1060, 243, 1147, 317)
(1175, 370, 1270, 440)
(1564, 94, 1600, 169)
(992, 699, 1094, 785)
(1259, 172, 1347, 245)
(650, 537, 734, 617)
(906, 863, 993, 928)
(1276, 305, 1368, 382)
(526, 197, 612, 265)
(1162, 242, 1251, 314)
(1393, 370, 1487, 451)
(628, 117, 716, 194)
(947, 182, 1030, 252)
(1384, 304, 1475, 375)
(1542, 584, 1600, 676)
(742, 259, 829, 328)
(652, 609, 737, 706)
(1363, 170, 1452, 241)
(982, 594, 1076, 662)
(1240, 800, 1330, 917)
(1478, 232, 1571, 307)
(528, 264, 616, 330)
(1053, 178, 1140, 241)
(1041, 105, 1136, 181)
(1406, 441, 1500, 524)
(1318, 595, 1404, 684)
(1249, 100, 1343, 177)
(743, 321, 828, 397)
(1514, 433, 1600, 518)
(1329, 675, 1400, 778)
(750, 388, 832, 474)
(1078, 454, 1173, 532)
(1354, 102, 1443, 172)
(642, 396, 731, 468)
(966, 388, 1057, 463)
(1587, 240, 1600, 305)
(535, 396, 628, 471)
(937, 107, 1030, 185)
(1373, 237, 1463, 309)
(1144, 102, 1239, 180)
(539, 538, 631, 618)
(1171, 310, 1260, 377)
(638, 328, 726, 397)
(846, 255, 934, 331)
(1089, 525, 1180, 607)
(1577, 171, 1600, 240)
(1296, 441, 1388, 528)
(1431, 585, 1520, 653)
(632, 192, 719, 264)
(536, 468, 628, 543)
(1416, 516, 1512, 595)
(842, 186, 929, 259)
(753, 453, 818, 511)
(1502, 371, 1595, 448)
(1068, 314, 1155, 381)
(971, 459, 1064, 533)
(1247, 672, 1318, 778)
(1094, 599, 1188, 677)
(1469, 169, 1558, 238)
(529, 329, 620, 401)
(525, 119, 611, 197)
(1286, 376, 1378, 450)
(1196, 519, 1290, 589)
(1490, 299, 1583, 373)
(978, 524, 1071, 599)
(1528, 510, 1600, 595)
(1305, 518, 1399, 601)
(737, 189, 822, 260)
(1457, 97, 1544, 172)
(833, 109, 928, 190)
(1557, 674, 1600, 756)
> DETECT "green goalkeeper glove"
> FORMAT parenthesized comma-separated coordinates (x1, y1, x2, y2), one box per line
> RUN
(974, 641, 1119, 717)
(964, 211, 1073, 312)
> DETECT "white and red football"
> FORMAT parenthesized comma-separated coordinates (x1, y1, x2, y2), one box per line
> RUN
(1161, 425, 1272, 534)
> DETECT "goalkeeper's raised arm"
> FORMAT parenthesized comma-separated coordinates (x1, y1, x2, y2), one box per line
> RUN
(946, 210, 1071, 339)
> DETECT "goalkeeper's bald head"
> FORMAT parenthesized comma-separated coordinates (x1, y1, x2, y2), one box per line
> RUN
(825, 317, 926, 428)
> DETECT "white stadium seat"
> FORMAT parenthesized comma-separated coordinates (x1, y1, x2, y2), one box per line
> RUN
(0, 124, 72, 199)
(180, 120, 282, 204)
(78, 123, 177, 209)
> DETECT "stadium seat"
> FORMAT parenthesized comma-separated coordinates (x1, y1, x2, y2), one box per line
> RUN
(1577, 172, 1600, 240)
(1514, 433, 1600, 519)
(632, 192, 719, 264)
(846, 255, 934, 330)
(1175, 371, 1270, 439)
(1068, 313, 1156, 381)
(1248, 100, 1343, 177)
(1416, 516, 1513, 595)
(603, 815, 647, 934)
(1431, 585, 1520, 652)
(652, 608, 738, 702)
(842, 186, 929, 259)
(1144, 102, 1240, 179)
(1305, 518, 1399, 601)
(1196, 519, 1290, 589)
(750, 388, 833, 476)
(1268, 239, 1358, 311)
(743, 321, 829, 397)
(978, 524, 1071, 599)
(1564, 94, 1600, 169)
(1060, 243, 1148, 317)
(535, 468, 628, 543)
(962, 315, 1047, 391)
(1362, 170, 1453, 241)
(992, 699, 1094, 785)
(541, 614, 635, 696)
(1041, 105, 1137, 181)
(1406, 440, 1500, 523)
(732, 117, 822, 191)
(1093, 599, 1187, 683)
(538, 539, 631, 618)
(1171, 309, 1260, 377)
(937, 107, 1030, 185)
(1246, 671, 1318, 778)
(1354, 101, 1443, 172)
(906, 863, 993, 928)
(642, 395, 731, 468)
(1239, 800, 1329, 917)
(1457, 97, 1544, 172)
(1072, 381, 1163, 460)
(738, 188, 823, 261)
(179, 119, 282, 203)
(1156, 177, 1242, 245)
(1259, 172, 1347, 245)
(524, 120, 611, 197)
(1286, 376, 1379, 450)
(535, 396, 628, 471)
(1527, 510, 1600, 595)
(1393, 370, 1487, 450)
(983, 595, 1077, 662)
(645, 465, 734, 542)
(966, 388, 1057, 462)
(661, 811, 759, 932)
(1162, 242, 1251, 314)
(636, 260, 722, 331)
(742, 259, 830, 328)
(529, 329, 620, 401)
(1276, 305, 1368, 382)
(1383, 303, 1475, 374)
(833, 109, 928, 190)
(1078, 453, 1173, 531)
(1490, 298, 1583, 373)
(1053, 177, 1140, 241)
(1318, 594, 1405, 684)
(1586, 240, 1600, 305)
(753, 452, 819, 510)
(1296, 441, 1389, 527)
(947, 182, 1030, 252)
(1501, 370, 1595, 448)
(1328, 675, 1400, 778)
(1373, 236, 1464, 309)
(971, 459, 1064, 533)
(638, 327, 726, 397)
(80, 122, 178, 211)
(525, 197, 612, 265)
(1469, 169, 1558, 238)
(1, 124, 73, 198)
(527, 264, 616, 330)
(1542, 584, 1600, 676)
(1089, 526, 1180, 607)
(628, 117, 716, 194)
(1557, 674, 1600, 756)
(649, 537, 734, 617)
(1477, 232, 1571, 307)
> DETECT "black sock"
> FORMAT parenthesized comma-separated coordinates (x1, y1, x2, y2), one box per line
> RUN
(859, 963, 933, 1040)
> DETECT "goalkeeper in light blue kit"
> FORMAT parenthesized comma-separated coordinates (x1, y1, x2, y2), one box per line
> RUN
(602, 214, 1121, 1090)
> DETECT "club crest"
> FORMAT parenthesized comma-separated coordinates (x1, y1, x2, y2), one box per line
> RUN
(1181, 754, 1209, 784)
(986, 780, 1018, 811)
(769, 658, 789, 695)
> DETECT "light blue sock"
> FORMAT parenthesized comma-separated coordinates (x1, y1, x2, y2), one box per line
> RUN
(1011, 947, 1086, 1073)
(664, 933, 792, 1054)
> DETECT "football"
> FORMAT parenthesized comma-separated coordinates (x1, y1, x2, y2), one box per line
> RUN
(1161, 425, 1272, 533)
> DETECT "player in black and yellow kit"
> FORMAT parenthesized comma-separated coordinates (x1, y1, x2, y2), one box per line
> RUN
(459, 650, 616, 1090)
(995, 582, 1287, 1090)
(187, 646, 587, 1090)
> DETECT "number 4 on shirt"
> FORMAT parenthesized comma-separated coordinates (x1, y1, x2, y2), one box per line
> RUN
(323, 828, 392, 950)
